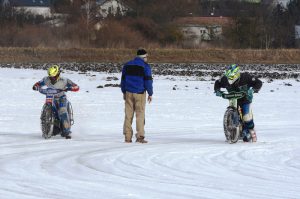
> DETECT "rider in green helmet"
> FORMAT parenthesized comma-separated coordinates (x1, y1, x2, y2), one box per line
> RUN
(214, 64, 263, 142)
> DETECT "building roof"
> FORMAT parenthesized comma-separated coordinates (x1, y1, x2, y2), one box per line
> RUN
(96, 0, 121, 6)
(11, 0, 50, 7)
(96, 0, 107, 5)
(174, 17, 232, 26)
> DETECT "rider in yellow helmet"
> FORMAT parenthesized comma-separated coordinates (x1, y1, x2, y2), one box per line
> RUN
(32, 64, 79, 139)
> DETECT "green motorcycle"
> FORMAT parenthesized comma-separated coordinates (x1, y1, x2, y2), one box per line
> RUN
(219, 91, 246, 144)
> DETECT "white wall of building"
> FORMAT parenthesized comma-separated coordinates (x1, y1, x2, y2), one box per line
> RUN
(98, 0, 128, 18)
(181, 25, 222, 41)
(15, 7, 51, 17)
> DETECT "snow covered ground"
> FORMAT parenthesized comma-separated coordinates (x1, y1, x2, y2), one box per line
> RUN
(0, 68, 299, 199)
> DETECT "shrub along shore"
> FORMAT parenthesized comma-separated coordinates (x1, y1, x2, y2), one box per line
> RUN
(1, 48, 300, 64)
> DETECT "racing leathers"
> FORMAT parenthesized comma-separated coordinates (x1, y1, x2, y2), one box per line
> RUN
(33, 76, 79, 137)
(214, 72, 262, 141)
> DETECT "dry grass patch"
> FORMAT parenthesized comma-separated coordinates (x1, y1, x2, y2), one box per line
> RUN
(0, 48, 300, 64)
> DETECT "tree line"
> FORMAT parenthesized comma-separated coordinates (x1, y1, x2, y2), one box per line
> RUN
(0, 0, 299, 49)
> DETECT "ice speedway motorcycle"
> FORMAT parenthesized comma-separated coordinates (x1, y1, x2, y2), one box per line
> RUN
(39, 88, 74, 139)
(218, 89, 254, 144)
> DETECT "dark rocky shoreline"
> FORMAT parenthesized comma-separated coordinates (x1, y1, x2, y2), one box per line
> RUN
(1, 63, 300, 80)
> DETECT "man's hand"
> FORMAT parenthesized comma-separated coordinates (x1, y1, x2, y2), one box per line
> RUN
(148, 95, 152, 104)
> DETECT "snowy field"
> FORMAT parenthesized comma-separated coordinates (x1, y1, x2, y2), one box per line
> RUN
(0, 68, 300, 199)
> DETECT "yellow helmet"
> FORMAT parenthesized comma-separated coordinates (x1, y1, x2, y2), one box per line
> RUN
(48, 65, 60, 77)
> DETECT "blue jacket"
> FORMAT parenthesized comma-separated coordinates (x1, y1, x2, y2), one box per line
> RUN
(121, 57, 153, 96)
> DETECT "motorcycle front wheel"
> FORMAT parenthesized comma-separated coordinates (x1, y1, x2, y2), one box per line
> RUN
(223, 107, 241, 144)
(40, 104, 55, 139)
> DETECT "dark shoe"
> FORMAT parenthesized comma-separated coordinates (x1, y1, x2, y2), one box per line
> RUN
(125, 139, 132, 143)
(242, 129, 250, 142)
(243, 133, 251, 142)
(125, 135, 132, 143)
(136, 136, 148, 143)
(65, 135, 72, 139)
(53, 126, 61, 136)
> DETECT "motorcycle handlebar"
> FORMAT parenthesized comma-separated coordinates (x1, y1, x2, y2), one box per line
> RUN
(221, 91, 246, 100)
(39, 88, 66, 95)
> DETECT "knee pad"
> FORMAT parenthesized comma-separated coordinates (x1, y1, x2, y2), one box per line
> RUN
(59, 107, 68, 115)
(244, 120, 255, 129)
(243, 111, 254, 129)
(63, 120, 71, 129)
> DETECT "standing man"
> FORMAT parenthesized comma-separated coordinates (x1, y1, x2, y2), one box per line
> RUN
(121, 48, 153, 143)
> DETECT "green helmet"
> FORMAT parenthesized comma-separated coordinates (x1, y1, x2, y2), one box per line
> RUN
(224, 64, 240, 84)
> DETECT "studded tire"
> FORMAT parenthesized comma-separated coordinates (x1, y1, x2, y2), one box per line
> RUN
(40, 104, 55, 139)
(223, 107, 241, 144)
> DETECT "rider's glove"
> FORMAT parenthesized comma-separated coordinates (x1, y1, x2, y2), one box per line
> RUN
(247, 88, 254, 95)
(215, 90, 223, 97)
(246, 88, 254, 101)
(253, 88, 259, 93)
(65, 85, 79, 92)
(32, 85, 39, 91)
(65, 86, 72, 91)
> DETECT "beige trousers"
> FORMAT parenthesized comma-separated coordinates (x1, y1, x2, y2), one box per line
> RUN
(123, 92, 146, 140)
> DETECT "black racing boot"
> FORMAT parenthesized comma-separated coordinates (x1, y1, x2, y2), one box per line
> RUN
(65, 135, 72, 139)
